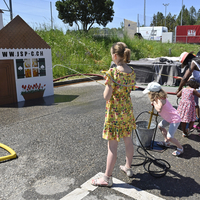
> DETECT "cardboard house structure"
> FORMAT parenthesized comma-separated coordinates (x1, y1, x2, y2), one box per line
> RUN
(0, 12, 54, 105)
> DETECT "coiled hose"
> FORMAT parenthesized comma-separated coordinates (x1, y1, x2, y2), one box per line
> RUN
(132, 111, 171, 178)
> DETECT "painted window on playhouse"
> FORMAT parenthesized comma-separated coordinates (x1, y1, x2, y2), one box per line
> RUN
(16, 58, 46, 79)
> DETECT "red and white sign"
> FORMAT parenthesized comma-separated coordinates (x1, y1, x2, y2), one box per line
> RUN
(188, 30, 196, 36)
(176, 25, 200, 43)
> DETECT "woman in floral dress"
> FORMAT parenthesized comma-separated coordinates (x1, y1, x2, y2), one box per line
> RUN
(91, 42, 136, 187)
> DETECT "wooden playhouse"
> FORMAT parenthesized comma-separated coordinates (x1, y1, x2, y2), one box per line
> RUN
(0, 14, 54, 105)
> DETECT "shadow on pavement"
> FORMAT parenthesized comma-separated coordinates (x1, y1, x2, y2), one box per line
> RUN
(186, 134, 200, 143)
(180, 143, 200, 159)
(0, 94, 79, 108)
(130, 169, 200, 199)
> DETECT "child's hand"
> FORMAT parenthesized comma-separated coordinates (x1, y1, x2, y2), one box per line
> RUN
(153, 99, 163, 113)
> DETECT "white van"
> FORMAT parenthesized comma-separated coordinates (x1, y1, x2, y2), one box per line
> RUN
(136, 26, 168, 41)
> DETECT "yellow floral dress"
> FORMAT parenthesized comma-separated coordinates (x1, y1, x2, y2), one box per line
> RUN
(103, 67, 136, 142)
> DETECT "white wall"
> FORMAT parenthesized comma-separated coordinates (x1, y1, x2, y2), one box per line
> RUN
(162, 32, 173, 43)
(124, 19, 137, 39)
(0, 48, 54, 102)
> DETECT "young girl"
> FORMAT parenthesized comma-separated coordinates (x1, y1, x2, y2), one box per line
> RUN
(143, 82, 183, 156)
(91, 42, 136, 187)
(177, 52, 200, 129)
(177, 78, 200, 137)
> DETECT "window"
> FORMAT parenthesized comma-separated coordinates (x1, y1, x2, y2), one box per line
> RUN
(16, 58, 46, 79)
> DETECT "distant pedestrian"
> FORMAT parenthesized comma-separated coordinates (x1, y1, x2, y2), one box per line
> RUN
(177, 78, 200, 137)
(143, 82, 183, 156)
(91, 42, 136, 187)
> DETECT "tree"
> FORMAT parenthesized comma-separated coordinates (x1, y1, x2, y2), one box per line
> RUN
(165, 13, 176, 32)
(55, 0, 114, 32)
(196, 9, 200, 25)
(151, 5, 200, 32)
(150, 12, 176, 32)
(151, 12, 165, 26)
(176, 5, 190, 25)
(189, 6, 196, 25)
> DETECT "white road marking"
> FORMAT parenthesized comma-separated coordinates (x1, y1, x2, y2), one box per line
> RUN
(60, 172, 165, 200)
(60, 188, 89, 200)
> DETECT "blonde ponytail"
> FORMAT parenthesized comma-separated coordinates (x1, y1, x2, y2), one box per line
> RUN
(124, 48, 131, 63)
(110, 42, 131, 63)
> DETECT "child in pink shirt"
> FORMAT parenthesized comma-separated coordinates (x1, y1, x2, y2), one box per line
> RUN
(143, 82, 183, 156)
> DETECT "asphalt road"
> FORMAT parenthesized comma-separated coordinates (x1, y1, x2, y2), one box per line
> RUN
(0, 80, 200, 200)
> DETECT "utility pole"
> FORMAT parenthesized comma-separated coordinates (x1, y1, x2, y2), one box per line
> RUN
(137, 14, 140, 33)
(9, 0, 13, 20)
(181, 0, 183, 25)
(163, 3, 169, 27)
(144, 0, 146, 26)
(50, 1, 53, 29)
(2, 0, 13, 21)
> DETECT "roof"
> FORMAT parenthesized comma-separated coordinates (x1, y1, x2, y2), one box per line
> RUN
(0, 15, 51, 49)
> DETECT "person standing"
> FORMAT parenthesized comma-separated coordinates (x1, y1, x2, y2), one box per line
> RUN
(177, 78, 200, 136)
(91, 42, 136, 187)
(177, 52, 200, 129)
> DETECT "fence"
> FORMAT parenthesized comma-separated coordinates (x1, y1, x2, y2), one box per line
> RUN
(175, 35, 200, 44)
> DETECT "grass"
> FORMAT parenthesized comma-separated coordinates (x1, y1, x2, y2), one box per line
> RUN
(35, 27, 200, 79)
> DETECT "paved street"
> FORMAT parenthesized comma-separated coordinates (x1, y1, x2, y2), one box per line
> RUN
(0, 80, 200, 200)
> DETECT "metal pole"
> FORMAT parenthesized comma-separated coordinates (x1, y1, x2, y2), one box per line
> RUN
(50, 1, 53, 29)
(9, 0, 13, 20)
(137, 14, 140, 32)
(181, 0, 183, 25)
(144, 0, 146, 26)
(163, 3, 169, 27)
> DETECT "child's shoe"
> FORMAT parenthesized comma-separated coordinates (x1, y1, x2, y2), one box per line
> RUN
(172, 147, 184, 156)
(157, 141, 170, 147)
(182, 129, 192, 137)
(120, 165, 133, 177)
(91, 175, 113, 187)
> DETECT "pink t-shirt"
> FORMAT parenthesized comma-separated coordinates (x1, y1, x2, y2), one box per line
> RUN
(159, 99, 181, 123)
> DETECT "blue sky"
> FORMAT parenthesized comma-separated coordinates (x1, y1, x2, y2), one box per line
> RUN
(0, 0, 196, 31)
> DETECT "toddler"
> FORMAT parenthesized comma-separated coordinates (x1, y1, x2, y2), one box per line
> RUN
(177, 78, 200, 137)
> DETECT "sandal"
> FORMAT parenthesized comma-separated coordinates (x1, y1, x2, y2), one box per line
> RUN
(157, 141, 170, 147)
(193, 125, 200, 130)
(120, 165, 133, 177)
(91, 175, 113, 187)
(182, 132, 189, 137)
(182, 129, 192, 137)
(172, 147, 184, 156)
